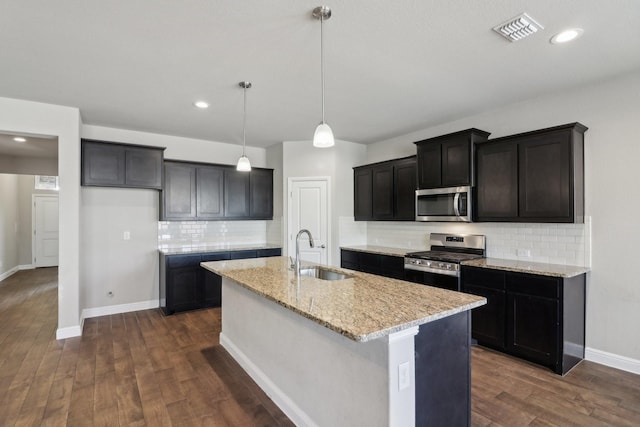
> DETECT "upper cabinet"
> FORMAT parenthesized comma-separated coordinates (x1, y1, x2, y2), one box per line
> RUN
(81, 139, 165, 189)
(415, 129, 490, 189)
(161, 160, 273, 221)
(354, 156, 416, 221)
(476, 123, 587, 223)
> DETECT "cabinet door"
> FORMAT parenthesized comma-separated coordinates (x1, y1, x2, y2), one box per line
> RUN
(166, 255, 202, 313)
(354, 168, 373, 221)
(441, 137, 471, 187)
(372, 165, 394, 220)
(340, 249, 359, 270)
(125, 147, 163, 188)
(506, 292, 559, 369)
(162, 162, 196, 219)
(416, 142, 442, 189)
(476, 142, 518, 220)
(197, 166, 224, 219)
(82, 141, 125, 186)
(465, 284, 506, 349)
(250, 168, 273, 219)
(201, 252, 230, 308)
(394, 158, 416, 220)
(519, 130, 572, 221)
(224, 168, 251, 218)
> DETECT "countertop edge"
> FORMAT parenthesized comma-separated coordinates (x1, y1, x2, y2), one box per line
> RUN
(461, 258, 590, 278)
(159, 244, 282, 255)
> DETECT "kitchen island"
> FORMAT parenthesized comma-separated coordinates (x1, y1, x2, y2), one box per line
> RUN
(201, 257, 485, 427)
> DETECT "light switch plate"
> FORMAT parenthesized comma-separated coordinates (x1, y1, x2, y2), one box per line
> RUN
(398, 361, 410, 391)
(123, 231, 131, 240)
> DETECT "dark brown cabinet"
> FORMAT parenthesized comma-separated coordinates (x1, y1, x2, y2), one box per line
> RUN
(475, 123, 587, 223)
(461, 265, 585, 375)
(160, 248, 281, 315)
(81, 139, 164, 189)
(160, 161, 273, 221)
(415, 129, 490, 189)
(353, 156, 416, 221)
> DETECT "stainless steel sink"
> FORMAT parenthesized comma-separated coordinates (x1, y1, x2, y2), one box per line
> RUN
(299, 267, 353, 281)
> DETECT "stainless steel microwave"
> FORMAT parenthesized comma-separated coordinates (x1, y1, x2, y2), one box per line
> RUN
(415, 186, 472, 222)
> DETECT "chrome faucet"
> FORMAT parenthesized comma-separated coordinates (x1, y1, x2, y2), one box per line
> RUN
(294, 229, 315, 275)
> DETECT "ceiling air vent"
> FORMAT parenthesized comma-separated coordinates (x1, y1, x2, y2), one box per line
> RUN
(493, 13, 543, 42)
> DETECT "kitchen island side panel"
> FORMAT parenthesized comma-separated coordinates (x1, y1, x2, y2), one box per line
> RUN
(219, 278, 417, 427)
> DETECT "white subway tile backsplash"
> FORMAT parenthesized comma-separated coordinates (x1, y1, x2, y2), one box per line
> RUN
(158, 220, 268, 247)
(365, 220, 591, 267)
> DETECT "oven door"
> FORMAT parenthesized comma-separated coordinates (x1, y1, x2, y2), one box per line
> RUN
(415, 186, 472, 222)
(404, 269, 460, 292)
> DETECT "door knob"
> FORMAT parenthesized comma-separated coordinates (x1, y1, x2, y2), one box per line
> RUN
(320, 244, 326, 249)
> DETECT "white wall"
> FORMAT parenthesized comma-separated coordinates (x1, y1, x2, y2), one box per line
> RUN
(266, 143, 283, 245)
(79, 125, 270, 312)
(282, 140, 367, 265)
(0, 155, 57, 176)
(366, 71, 640, 363)
(0, 97, 81, 338)
(0, 174, 18, 279)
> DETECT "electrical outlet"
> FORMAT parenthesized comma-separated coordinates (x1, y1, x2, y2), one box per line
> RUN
(107, 291, 114, 297)
(123, 231, 131, 240)
(517, 248, 531, 257)
(398, 361, 410, 391)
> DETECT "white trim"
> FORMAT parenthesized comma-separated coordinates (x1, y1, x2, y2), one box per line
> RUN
(19, 264, 35, 270)
(585, 347, 640, 375)
(387, 326, 419, 343)
(56, 325, 82, 340)
(0, 266, 19, 282)
(220, 332, 319, 427)
(287, 176, 332, 265)
(81, 299, 159, 320)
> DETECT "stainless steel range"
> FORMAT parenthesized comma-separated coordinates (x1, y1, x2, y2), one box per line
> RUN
(404, 233, 486, 291)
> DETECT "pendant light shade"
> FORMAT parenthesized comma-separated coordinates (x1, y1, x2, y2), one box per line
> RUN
(312, 6, 334, 148)
(237, 81, 252, 171)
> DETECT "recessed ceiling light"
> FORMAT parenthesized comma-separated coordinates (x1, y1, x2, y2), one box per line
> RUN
(493, 13, 544, 42)
(194, 101, 209, 109)
(550, 28, 584, 44)
(13, 137, 26, 142)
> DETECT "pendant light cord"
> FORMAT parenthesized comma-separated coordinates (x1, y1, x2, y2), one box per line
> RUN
(242, 84, 247, 156)
(320, 14, 325, 124)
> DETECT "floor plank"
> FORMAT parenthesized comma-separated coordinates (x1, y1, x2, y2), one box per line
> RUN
(2, 267, 640, 426)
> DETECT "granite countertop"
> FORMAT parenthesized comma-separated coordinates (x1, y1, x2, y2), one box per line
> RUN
(201, 256, 485, 342)
(462, 258, 590, 278)
(340, 245, 418, 257)
(159, 243, 281, 255)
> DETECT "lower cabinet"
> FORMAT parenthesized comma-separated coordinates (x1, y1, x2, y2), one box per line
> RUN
(461, 265, 585, 375)
(160, 248, 281, 315)
(340, 249, 404, 279)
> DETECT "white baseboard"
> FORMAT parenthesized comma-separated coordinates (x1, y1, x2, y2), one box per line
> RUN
(220, 333, 318, 427)
(18, 264, 35, 270)
(0, 266, 19, 282)
(586, 347, 640, 375)
(56, 325, 82, 340)
(81, 299, 159, 320)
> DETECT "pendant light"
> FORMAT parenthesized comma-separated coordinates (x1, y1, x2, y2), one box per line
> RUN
(312, 6, 334, 148)
(236, 81, 252, 171)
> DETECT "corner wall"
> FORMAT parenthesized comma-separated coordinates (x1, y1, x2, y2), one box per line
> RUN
(365, 71, 640, 366)
(0, 174, 18, 280)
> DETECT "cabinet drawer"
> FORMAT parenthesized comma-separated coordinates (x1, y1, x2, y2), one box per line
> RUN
(506, 272, 560, 299)
(358, 252, 382, 274)
(166, 254, 201, 268)
(341, 250, 359, 264)
(229, 250, 257, 259)
(462, 266, 505, 290)
(201, 252, 230, 262)
(257, 248, 281, 257)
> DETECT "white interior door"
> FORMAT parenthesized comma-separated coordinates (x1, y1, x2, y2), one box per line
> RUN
(33, 195, 59, 267)
(288, 178, 330, 265)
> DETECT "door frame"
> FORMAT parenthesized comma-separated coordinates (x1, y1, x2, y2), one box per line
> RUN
(32, 194, 59, 267)
(287, 176, 332, 266)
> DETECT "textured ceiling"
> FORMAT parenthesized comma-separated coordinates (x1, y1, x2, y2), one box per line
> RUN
(1, 0, 639, 151)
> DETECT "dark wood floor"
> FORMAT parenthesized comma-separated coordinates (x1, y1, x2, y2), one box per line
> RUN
(1, 268, 639, 426)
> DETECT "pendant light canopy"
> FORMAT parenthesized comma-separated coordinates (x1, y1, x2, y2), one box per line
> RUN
(312, 5, 334, 148)
(237, 81, 252, 171)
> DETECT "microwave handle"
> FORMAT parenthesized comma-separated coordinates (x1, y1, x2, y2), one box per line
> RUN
(453, 193, 461, 217)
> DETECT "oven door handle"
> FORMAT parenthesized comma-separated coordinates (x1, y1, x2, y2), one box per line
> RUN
(453, 192, 461, 218)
